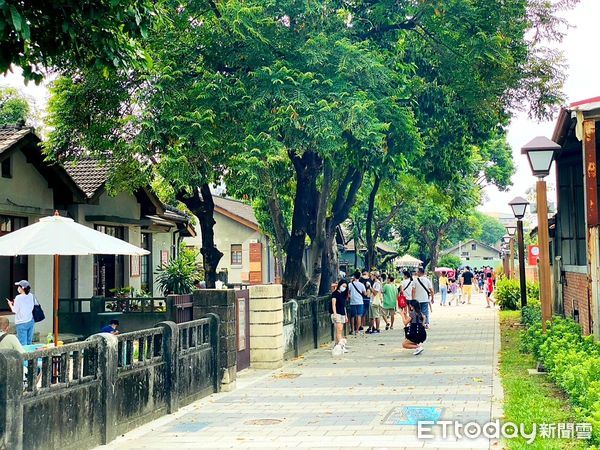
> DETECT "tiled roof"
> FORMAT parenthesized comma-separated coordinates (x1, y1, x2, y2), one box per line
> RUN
(62, 158, 110, 199)
(213, 196, 258, 227)
(0, 126, 34, 154)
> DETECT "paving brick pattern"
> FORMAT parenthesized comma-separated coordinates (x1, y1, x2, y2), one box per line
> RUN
(100, 292, 501, 449)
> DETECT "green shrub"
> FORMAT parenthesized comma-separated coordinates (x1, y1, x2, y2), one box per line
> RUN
(521, 314, 600, 445)
(495, 278, 521, 310)
(521, 304, 541, 327)
(155, 245, 200, 295)
(526, 281, 540, 302)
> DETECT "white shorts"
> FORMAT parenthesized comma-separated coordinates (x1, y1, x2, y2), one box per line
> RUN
(331, 313, 347, 324)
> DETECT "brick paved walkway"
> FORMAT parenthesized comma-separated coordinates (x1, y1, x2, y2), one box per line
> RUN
(101, 292, 502, 449)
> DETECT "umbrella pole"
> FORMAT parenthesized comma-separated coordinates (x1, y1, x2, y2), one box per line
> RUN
(54, 254, 59, 346)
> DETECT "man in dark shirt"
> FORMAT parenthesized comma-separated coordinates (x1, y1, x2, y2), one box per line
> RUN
(460, 266, 475, 304)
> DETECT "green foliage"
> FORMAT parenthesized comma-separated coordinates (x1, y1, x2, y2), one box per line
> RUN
(0, 87, 29, 125)
(438, 254, 462, 270)
(474, 213, 507, 246)
(495, 278, 540, 311)
(500, 311, 586, 450)
(495, 278, 521, 310)
(522, 315, 600, 446)
(155, 246, 199, 295)
(0, 0, 159, 82)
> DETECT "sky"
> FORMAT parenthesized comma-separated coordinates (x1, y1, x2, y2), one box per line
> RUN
(1, 1, 599, 216)
(481, 0, 600, 214)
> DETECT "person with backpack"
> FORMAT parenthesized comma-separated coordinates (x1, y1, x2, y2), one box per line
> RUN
(330, 279, 349, 351)
(399, 270, 414, 314)
(412, 267, 434, 329)
(401, 300, 427, 355)
(0, 316, 24, 353)
(359, 271, 372, 333)
(6, 280, 36, 345)
(347, 271, 366, 335)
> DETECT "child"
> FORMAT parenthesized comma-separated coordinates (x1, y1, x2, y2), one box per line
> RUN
(448, 278, 457, 306)
(401, 300, 427, 355)
(485, 272, 495, 308)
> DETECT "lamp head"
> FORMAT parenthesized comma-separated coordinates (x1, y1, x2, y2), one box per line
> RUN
(521, 136, 560, 178)
(509, 196, 529, 220)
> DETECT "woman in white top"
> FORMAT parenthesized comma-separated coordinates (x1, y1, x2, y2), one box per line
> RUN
(6, 280, 35, 345)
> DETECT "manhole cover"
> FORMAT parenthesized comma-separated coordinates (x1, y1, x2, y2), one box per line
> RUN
(273, 372, 301, 379)
(382, 406, 444, 425)
(244, 419, 283, 425)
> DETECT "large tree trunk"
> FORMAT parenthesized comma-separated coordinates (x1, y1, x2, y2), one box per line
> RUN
(317, 165, 364, 293)
(303, 160, 332, 296)
(282, 150, 321, 300)
(177, 183, 223, 288)
(365, 174, 381, 271)
(318, 228, 338, 295)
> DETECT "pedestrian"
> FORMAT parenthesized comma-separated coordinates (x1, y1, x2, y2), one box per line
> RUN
(359, 271, 372, 334)
(401, 300, 426, 355)
(367, 272, 383, 334)
(347, 271, 366, 335)
(399, 270, 414, 314)
(101, 319, 120, 335)
(485, 272, 495, 308)
(438, 271, 449, 306)
(6, 280, 35, 345)
(382, 275, 398, 330)
(448, 278, 458, 306)
(460, 266, 475, 304)
(412, 267, 434, 329)
(330, 279, 349, 351)
(0, 316, 24, 353)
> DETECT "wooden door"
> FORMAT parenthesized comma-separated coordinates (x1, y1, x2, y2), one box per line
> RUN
(249, 242, 262, 285)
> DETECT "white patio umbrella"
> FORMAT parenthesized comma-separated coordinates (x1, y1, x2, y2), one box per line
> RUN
(0, 212, 149, 345)
(395, 254, 423, 268)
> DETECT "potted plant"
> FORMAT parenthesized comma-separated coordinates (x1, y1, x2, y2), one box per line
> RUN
(155, 246, 200, 295)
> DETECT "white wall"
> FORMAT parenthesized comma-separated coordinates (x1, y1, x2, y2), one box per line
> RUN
(184, 212, 274, 284)
(0, 151, 55, 336)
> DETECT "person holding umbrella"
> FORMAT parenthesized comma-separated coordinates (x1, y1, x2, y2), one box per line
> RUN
(6, 280, 35, 345)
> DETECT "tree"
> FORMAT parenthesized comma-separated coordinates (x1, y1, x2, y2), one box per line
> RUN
(474, 213, 506, 246)
(438, 254, 462, 270)
(0, 0, 159, 82)
(0, 87, 29, 125)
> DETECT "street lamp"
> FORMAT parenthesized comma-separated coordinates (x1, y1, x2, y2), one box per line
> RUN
(505, 224, 516, 280)
(509, 196, 529, 308)
(522, 136, 561, 332)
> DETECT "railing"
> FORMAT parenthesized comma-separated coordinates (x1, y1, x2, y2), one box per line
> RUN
(171, 294, 193, 323)
(178, 318, 211, 353)
(116, 327, 163, 370)
(21, 339, 100, 396)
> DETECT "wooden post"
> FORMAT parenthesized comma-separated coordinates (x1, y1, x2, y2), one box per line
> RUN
(53, 254, 60, 346)
(583, 119, 600, 337)
(517, 220, 527, 308)
(509, 238, 515, 279)
(537, 180, 552, 332)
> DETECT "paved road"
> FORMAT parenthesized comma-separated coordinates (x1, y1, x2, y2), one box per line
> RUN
(101, 292, 502, 449)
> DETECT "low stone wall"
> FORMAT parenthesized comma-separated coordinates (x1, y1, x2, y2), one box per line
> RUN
(0, 317, 219, 450)
(283, 295, 333, 360)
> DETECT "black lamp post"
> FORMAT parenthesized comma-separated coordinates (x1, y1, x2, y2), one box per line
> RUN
(509, 196, 529, 308)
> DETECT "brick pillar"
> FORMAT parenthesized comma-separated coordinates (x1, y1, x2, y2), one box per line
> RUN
(193, 289, 237, 391)
(249, 285, 284, 369)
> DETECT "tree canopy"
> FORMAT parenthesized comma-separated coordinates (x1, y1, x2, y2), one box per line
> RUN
(0, 0, 159, 82)
(43, 0, 576, 296)
(0, 87, 29, 125)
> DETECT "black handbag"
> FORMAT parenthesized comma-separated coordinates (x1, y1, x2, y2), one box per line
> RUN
(32, 295, 45, 323)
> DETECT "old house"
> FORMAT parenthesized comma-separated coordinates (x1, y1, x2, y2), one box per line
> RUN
(0, 126, 193, 336)
(184, 196, 276, 285)
(551, 96, 600, 335)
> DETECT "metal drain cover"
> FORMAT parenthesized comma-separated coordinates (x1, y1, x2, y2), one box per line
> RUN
(244, 418, 283, 425)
